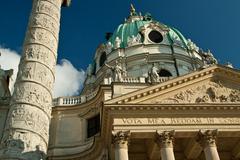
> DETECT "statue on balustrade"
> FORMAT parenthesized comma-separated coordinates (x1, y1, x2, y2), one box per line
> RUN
(200, 49, 218, 66)
(105, 60, 126, 82)
(149, 63, 160, 83)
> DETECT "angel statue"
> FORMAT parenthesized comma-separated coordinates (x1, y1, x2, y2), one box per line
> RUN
(149, 63, 160, 82)
(201, 49, 218, 65)
(105, 60, 126, 82)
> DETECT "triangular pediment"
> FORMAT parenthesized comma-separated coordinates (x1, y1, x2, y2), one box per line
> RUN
(105, 65, 240, 104)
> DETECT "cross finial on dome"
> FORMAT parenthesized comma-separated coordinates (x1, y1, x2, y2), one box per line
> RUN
(130, 4, 137, 16)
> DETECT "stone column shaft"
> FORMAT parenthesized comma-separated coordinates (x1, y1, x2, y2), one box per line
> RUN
(197, 130, 220, 160)
(0, 0, 70, 159)
(155, 130, 175, 160)
(112, 131, 130, 160)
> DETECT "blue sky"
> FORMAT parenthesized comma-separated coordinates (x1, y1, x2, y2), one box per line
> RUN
(1, 0, 240, 70)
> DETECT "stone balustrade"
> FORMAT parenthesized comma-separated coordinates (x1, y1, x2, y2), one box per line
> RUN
(53, 90, 98, 106)
(121, 77, 146, 83)
(104, 76, 171, 84)
(53, 76, 172, 106)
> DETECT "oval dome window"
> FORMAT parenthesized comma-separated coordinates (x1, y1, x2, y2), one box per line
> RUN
(148, 30, 163, 43)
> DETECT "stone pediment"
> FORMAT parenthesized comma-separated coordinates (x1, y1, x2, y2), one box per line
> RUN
(105, 65, 240, 104)
(150, 81, 240, 104)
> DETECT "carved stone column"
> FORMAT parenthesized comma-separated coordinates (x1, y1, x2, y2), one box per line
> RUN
(197, 130, 220, 160)
(155, 130, 175, 160)
(112, 130, 131, 160)
(0, 0, 70, 159)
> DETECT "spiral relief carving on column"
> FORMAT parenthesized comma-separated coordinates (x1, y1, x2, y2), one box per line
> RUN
(0, 0, 70, 159)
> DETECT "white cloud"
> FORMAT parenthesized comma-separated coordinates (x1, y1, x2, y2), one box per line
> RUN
(54, 59, 85, 97)
(0, 46, 85, 98)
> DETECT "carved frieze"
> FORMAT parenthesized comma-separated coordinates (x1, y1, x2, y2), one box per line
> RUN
(23, 45, 56, 70)
(25, 28, 58, 54)
(155, 81, 240, 104)
(18, 62, 54, 89)
(1, 130, 24, 157)
(6, 104, 49, 141)
(12, 83, 52, 115)
(31, 13, 59, 37)
(1, 129, 47, 156)
(34, 0, 61, 20)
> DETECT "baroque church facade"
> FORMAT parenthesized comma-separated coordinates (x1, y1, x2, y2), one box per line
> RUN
(0, 1, 240, 160)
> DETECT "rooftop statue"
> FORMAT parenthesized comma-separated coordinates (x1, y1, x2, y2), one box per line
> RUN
(86, 64, 93, 76)
(0, 65, 13, 98)
(105, 60, 126, 82)
(149, 63, 160, 83)
(114, 37, 121, 49)
(130, 4, 137, 16)
(201, 49, 218, 65)
(187, 39, 199, 52)
(105, 42, 113, 54)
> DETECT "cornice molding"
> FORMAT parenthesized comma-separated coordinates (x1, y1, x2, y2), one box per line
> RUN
(104, 65, 240, 105)
(104, 103, 240, 113)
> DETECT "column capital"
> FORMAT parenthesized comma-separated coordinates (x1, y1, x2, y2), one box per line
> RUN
(62, 0, 71, 7)
(196, 129, 218, 148)
(155, 130, 175, 148)
(112, 130, 131, 149)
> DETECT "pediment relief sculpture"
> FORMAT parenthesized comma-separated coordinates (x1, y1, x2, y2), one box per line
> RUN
(155, 81, 240, 104)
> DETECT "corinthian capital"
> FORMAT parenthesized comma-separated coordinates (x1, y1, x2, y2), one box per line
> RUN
(112, 130, 131, 149)
(155, 130, 175, 148)
(197, 129, 218, 148)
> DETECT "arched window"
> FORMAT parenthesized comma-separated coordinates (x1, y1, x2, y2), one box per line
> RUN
(87, 114, 100, 138)
(158, 69, 172, 77)
(99, 52, 107, 67)
(148, 30, 163, 43)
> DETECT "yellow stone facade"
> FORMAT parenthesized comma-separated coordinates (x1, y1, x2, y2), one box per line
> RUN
(47, 65, 240, 160)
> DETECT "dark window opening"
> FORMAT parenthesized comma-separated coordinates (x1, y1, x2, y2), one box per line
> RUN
(158, 69, 172, 77)
(99, 52, 107, 67)
(87, 114, 100, 138)
(139, 32, 144, 43)
(92, 62, 96, 75)
(6, 76, 10, 86)
(148, 30, 163, 43)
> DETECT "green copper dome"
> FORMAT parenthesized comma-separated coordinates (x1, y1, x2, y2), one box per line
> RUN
(109, 19, 150, 48)
(84, 5, 207, 94)
(108, 12, 189, 49)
